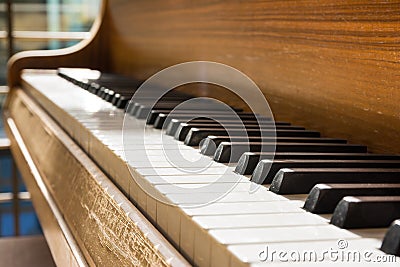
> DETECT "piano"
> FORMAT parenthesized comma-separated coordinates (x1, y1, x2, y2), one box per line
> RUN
(4, 0, 400, 266)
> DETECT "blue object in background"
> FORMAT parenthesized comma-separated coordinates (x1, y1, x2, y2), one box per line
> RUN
(0, 93, 42, 237)
(0, 202, 42, 237)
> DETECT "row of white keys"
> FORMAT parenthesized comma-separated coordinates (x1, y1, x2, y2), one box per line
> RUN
(71, 110, 345, 266)
(94, 120, 399, 266)
(97, 124, 369, 267)
(25, 73, 400, 266)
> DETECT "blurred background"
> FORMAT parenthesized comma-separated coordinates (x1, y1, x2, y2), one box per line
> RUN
(0, 0, 100, 238)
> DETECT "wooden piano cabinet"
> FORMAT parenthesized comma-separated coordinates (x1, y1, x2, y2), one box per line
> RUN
(8, 0, 400, 154)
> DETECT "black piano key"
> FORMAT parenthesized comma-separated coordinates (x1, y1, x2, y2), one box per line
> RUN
(127, 93, 193, 114)
(104, 90, 116, 102)
(174, 124, 304, 141)
(381, 220, 400, 256)
(103, 88, 124, 100)
(147, 110, 169, 125)
(184, 128, 320, 146)
(304, 183, 400, 214)
(174, 123, 304, 141)
(102, 88, 116, 100)
(107, 89, 133, 102)
(125, 100, 135, 114)
(167, 120, 282, 137)
(147, 110, 252, 126)
(133, 102, 188, 118)
(330, 196, 400, 229)
(57, 70, 68, 79)
(153, 113, 179, 128)
(134, 101, 237, 119)
(201, 136, 347, 156)
(72, 79, 82, 87)
(132, 98, 233, 117)
(58, 71, 144, 99)
(125, 96, 191, 114)
(127, 102, 143, 115)
(111, 91, 134, 106)
(129, 102, 169, 116)
(111, 93, 123, 105)
(146, 108, 245, 125)
(235, 152, 400, 175)
(269, 168, 400, 194)
(214, 142, 367, 163)
(164, 119, 289, 134)
(155, 113, 270, 130)
(89, 82, 101, 94)
(98, 87, 108, 98)
(251, 160, 400, 184)
(116, 96, 131, 109)
(87, 72, 142, 86)
(95, 86, 105, 97)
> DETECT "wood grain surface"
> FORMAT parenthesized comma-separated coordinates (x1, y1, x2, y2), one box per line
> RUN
(8, 0, 400, 153)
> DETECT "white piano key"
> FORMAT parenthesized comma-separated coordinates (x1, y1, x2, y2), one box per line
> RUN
(81, 121, 124, 126)
(129, 149, 203, 157)
(123, 139, 184, 146)
(161, 183, 276, 261)
(155, 182, 259, 194)
(130, 160, 219, 168)
(103, 137, 172, 146)
(145, 174, 249, 185)
(185, 201, 316, 266)
(212, 225, 359, 245)
(109, 144, 195, 150)
(210, 225, 360, 267)
(128, 155, 211, 163)
(193, 212, 330, 266)
(183, 200, 303, 216)
(351, 228, 388, 240)
(167, 190, 287, 204)
(136, 166, 234, 176)
(228, 238, 398, 266)
(194, 212, 328, 229)
(92, 129, 124, 136)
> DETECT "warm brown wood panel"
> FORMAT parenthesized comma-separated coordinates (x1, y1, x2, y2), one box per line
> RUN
(102, 0, 400, 153)
(7, 0, 400, 153)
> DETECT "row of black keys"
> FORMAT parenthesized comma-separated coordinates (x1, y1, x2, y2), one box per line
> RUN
(58, 70, 400, 256)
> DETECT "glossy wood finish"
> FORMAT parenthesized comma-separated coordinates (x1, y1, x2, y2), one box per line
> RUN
(7, 1, 400, 152)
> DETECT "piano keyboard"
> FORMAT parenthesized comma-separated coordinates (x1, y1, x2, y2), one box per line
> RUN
(21, 69, 400, 266)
